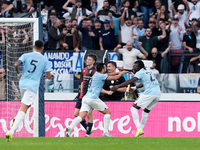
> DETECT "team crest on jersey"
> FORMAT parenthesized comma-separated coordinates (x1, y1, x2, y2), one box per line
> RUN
(89, 70, 92, 74)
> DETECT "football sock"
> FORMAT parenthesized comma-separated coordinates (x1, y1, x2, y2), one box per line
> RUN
(80, 119, 87, 130)
(103, 114, 110, 133)
(69, 116, 82, 130)
(10, 111, 25, 135)
(86, 122, 93, 135)
(130, 107, 140, 129)
(140, 111, 149, 130)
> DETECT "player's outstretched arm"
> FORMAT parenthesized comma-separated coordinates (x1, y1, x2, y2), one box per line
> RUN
(111, 77, 138, 91)
(106, 71, 128, 81)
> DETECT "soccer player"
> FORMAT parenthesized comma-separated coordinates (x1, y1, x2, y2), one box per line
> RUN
(5, 40, 52, 142)
(197, 77, 200, 94)
(111, 60, 161, 137)
(74, 53, 97, 137)
(66, 63, 128, 137)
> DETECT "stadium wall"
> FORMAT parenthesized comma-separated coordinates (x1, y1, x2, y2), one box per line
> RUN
(1, 100, 200, 137)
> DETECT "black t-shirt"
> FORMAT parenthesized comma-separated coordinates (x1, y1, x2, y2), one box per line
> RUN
(65, 30, 73, 50)
(183, 32, 196, 49)
(102, 76, 126, 101)
(156, 29, 170, 52)
(147, 53, 162, 72)
(100, 27, 116, 50)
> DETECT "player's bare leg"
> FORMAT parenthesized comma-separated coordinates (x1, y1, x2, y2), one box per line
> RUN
(100, 108, 112, 137)
(66, 111, 88, 137)
(6, 103, 30, 141)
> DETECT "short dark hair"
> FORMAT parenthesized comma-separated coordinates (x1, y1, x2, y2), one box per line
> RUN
(87, 53, 97, 62)
(134, 60, 145, 70)
(34, 40, 44, 50)
(137, 19, 144, 22)
(96, 63, 105, 72)
(71, 19, 78, 22)
(107, 61, 116, 68)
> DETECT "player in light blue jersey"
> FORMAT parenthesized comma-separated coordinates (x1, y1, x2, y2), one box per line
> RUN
(66, 63, 128, 137)
(6, 40, 52, 142)
(112, 60, 161, 137)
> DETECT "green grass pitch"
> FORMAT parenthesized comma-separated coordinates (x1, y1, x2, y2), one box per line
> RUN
(0, 137, 200, 150)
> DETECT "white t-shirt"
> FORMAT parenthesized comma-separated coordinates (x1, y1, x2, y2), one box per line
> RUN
(188, 1, 200, 21)
(174, 11, 188, 31)
(121, 23, 134, 44)
(118, 48, 144, 70)
(67, 7, 92, 24)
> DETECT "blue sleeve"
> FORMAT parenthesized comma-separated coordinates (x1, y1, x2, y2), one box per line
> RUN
(198, 78, 200, 86)
(134, 70, 143, 80)
(101, 74, 108, 80)
(44, 58, 51, 72)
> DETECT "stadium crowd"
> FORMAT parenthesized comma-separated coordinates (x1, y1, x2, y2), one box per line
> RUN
(0, 0, 200, 73)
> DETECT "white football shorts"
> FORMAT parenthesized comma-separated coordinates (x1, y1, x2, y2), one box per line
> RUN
(134, 94, 160, 110)
(20, 89, 36, 106)
(80, 97, 108, 114)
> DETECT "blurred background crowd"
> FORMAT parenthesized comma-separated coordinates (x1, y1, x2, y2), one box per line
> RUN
(0, 0, 200, 74)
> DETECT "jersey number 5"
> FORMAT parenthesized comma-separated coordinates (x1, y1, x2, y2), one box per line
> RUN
(28, 60, 38, 73)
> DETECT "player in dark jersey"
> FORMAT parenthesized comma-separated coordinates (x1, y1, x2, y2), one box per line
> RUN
(74, 53, 97, 137)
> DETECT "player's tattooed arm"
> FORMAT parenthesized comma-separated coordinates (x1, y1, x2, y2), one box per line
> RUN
(14, 60, 23, 75)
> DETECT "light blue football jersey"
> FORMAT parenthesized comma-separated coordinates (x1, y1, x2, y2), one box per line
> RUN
(134, 68, 161, 95)
(19, 52, 51, 93)
(85, 72, 108, 99)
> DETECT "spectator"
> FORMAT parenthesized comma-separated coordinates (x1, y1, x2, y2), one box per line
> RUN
(120, 7, 134, 47)
(155, 5, 170, 23)
(151, 0, 162, 18)
(190, 54, 200, 73)
(99, 13, 116, 50)
(169, 17, 184, 73)
(182, 25, 197, 73)
(192, 16, 200, 49)
(147, 59, 160, 75)
(132, 23, 166, 54)
(0, 28, 5, 43)
(97, 0, 120, 22)
(120, 0, 137, 19)
(0, 0, 13, 17)
(63, 19, 74, 50)
(148, 17, 157, 36)
(132, 16, 138, 26)
(114, 41, 146, 71)
(78, 18, 96, 51)
(48, 19, 67, 50)
(63, 0, 92, 24)
(111, 5, 120, 44)
(171, 4, 188, 31)
(132, 19, 146, 50)
(94, 19, 102, 50)
(139, 0, 155, 27)
(0, 67, 20, 101)
(11, 0, 28, 13)
(139, 42, 172, 72)
(156, 20, 170, 52)
(101, 61, 126, 101)
(71, 19, 81, 52)
(46, 9, 58, 32)
(186, 0, 200, 21)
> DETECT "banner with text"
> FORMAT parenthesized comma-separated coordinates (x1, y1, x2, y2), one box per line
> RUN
(1, 101, 200, 137)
